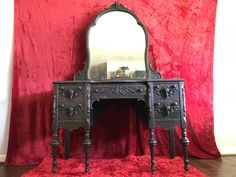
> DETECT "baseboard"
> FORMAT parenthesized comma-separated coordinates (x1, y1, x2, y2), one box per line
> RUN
(220, 147, 236, 155)
(0, 155, 6, 162)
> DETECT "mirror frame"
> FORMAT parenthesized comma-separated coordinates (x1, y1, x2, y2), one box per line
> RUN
(74, 2, 161, 80)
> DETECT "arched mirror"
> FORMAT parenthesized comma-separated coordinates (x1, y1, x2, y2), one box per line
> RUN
(88, 10, 146, 80)
(74, 2, 161, 80)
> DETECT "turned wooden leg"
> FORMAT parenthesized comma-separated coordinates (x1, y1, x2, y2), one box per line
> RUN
(51, 130, 59, 174)
(148, 128, 157, 173)
(64, 129, 70, 159)
(169, 128, 175, 159)
(181, 128, 189, 171)
(83, 129, 91, 173)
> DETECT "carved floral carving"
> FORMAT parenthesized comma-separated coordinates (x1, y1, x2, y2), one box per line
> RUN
(59, 86, 83, 100)
(58, 104, 83, 119)
(153, 84, 178, 99)
(154, 102, 179, 117)
(92, 86, 146, 96)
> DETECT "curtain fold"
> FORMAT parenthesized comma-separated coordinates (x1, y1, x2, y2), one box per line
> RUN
(6, 0, 220, 165)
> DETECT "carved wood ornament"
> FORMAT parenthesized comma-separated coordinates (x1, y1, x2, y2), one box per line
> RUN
(51, 2, 189, 174)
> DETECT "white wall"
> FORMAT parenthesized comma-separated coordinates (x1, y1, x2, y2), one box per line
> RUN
(0, 0, 14, 161)
(0, 1, 236, 162)
(214, 0, 236, 155)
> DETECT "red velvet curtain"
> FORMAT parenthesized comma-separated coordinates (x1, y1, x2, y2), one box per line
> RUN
(6, 0, 220, 165)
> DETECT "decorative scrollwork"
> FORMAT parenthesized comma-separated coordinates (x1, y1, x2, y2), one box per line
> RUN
(92, 86, 146, 96)
(58, 104, 83, 119)
(154, 102, 179, 116)
(182, 85, 187, 122)
(118, 87, 136, 95)
(51, 130, 59, 147)
(86, 84, 91, 126)
(153, 84, 178, 99)
(52, 90, 56, 121)
(59, 86, 83, 100)
(107, 2, 127, 11)
(93, 88, 105, 94)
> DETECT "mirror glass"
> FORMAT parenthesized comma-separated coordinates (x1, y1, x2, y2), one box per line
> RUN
(88, 11, 147, 80)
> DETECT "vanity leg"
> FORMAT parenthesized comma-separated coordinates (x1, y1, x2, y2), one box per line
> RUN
(83, 129, 91, 173)
(51, 129, 59, 174)
(169, 128, 175, 159)
(181, 128, 189, 171)
(148, 128, 157, 173)
(64, 129, 70, 159)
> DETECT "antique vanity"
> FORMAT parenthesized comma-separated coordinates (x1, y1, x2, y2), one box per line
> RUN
(51, 2, 189, 174)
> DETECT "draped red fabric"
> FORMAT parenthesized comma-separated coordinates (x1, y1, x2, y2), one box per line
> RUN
(6, 0, 220, 165)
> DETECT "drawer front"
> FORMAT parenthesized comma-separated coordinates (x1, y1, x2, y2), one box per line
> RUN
(91, 83, 147, 99)
(153, 82, 180, 101)
(154, 101, 181, 121)
(57, 103, 84, 121)
(55, 83, 85, 121)
(57, 84, 84, 103)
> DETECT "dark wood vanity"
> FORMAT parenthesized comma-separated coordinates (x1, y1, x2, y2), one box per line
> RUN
(51, 2, 189, 174)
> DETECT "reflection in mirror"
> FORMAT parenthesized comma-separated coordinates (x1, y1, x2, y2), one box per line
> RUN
(88, 11, 147, 80)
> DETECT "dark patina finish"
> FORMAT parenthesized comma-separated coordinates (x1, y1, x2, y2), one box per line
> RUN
(51, 2, 189, 174)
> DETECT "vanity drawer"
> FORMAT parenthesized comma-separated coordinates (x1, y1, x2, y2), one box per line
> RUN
(154, 101, 181, 121)
(153, 82, 180, 101)
(56, 84, 85, 103)
(91, 83, 147, 99)
(57, 103, 85, 121)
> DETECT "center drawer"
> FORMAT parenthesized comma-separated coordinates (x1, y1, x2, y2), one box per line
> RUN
(91, 83, 147, 99)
